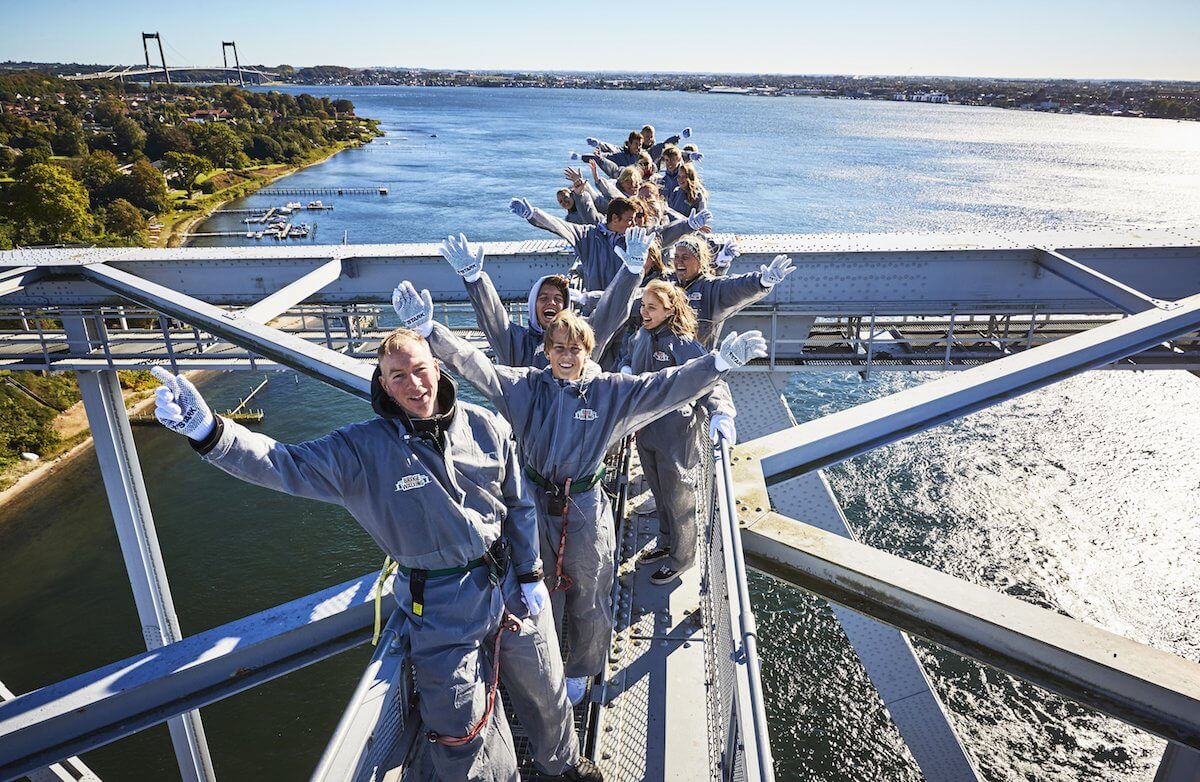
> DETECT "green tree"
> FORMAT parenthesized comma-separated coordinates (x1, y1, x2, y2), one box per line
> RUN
(79, 150, 122, 204)
(11, 163, 92, 244)
(0, 396, 59, 461)
(248, 133, 282, 162)
(163, 151, 213, 195)
(146, 125, 193, 160)
(114, 159, 168, 213)
(52, 112, 87, 157)
(112, 116, 146, 156)
(104, 198, 148, 238)
(191, 122, 241, 168)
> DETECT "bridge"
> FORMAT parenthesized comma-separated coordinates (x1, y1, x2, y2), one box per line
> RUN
(0, 229, 1199, 781)
(61, 34, 278, 85)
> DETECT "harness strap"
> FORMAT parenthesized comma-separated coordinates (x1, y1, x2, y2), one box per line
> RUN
(523, 463, 606, 494)
(427, 612, 524, 747)
(551, 477, 575, 593)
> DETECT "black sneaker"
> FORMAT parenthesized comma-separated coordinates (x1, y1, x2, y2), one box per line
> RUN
(532, 755, 605, 781)
(649, 565, 680, 585)
(638, 548, 669, 565)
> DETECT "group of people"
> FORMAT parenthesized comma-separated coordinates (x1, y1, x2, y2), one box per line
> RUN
(151, 122, 794, 782)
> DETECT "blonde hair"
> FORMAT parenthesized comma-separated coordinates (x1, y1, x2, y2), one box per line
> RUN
(377, 327, 428, 359)
(644, 241, 665, 277)
(678, 162, 705, 205)
(643, 279, 697, 338)
(543, 310, 596, 354)
(673, 233, 713, 276)
(616, 166, 642, 196)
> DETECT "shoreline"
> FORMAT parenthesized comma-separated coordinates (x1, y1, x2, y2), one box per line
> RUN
(158, 140, 362, 248)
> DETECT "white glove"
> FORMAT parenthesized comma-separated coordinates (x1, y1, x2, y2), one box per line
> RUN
(681, 127, 692, 139)
(714, 330, 767, 371)
(391, 281, 434, 337)
(759, 254, 795, 287)
(586, 137, 601, 148)
(709, 414, 736, 445)
(150, 366, 215, 441)
(619, 365, 633, 375)
(569, 151, 581, 161)
(687, 208, 712, 231)
(509, 197, 533, 220)
(568, 288, 588, 306)
(438, 232, 485, 283)
(614, 226, 651, 274)
(685, 151, 704, 163)
(713, 240, 739, 269)
(521, 580, 550, 616)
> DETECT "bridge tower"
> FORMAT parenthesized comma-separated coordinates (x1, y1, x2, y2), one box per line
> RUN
(222, 41, 245, 87)
(141, 32, 171, 84)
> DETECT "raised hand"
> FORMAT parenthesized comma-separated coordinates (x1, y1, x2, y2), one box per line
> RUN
(509, 197, 533, 220)
(391, 281, 435, 337)
(681, 127, 692, 139)
(569, 151, 581, 161)
(438, 232, 485, 282)
(715, 330, 768, 370)
(687, 208, 713, 231)
(585, 137, 601, 148)
(713, 240, 739, 269)
(685, 151, 704, 163)
(150, 366, 215, 441)
(708, 413, 737, 445)
(759, 254, 795, 287)
(563, 167, 585, 189)
(614, 226, 652, 274)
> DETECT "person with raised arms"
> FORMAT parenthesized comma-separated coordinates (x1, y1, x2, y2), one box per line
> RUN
(437, 230, 641, 370)
(668, 235, 796, 349)
(148, 340, 602, 782)
(390, 267, 767, 709)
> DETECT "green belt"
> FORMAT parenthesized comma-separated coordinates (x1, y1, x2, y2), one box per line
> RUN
(523, 464, 606, 494)
(394, 557, 486, 577)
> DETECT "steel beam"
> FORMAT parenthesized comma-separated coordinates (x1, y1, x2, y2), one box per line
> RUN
(742, 291, 1200, 484)
(1034, 247, 1165, 314)
(0, 572, 389, 780)
(737, 510, 1200, 751)
(1155, 744, 1200, 781)
(76, 262, 373, 399)
(0, 266, 45, 298)
(61, 317, 215, 782)
(239, 258, 343, 324)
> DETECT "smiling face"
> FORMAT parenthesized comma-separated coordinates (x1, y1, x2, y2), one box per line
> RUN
(640, 289, 672, 331)
(548, 337, 587, 381)
(535, 281, 567, 329)
(556, 189, 574, 210)
(674, 243, 702, 284)
(379, 339, 440, 418)
(608, 208, 636, 234)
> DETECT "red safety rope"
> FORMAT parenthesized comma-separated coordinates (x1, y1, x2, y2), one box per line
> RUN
(428, 611, 523, 747)
(550, 477, 575, 593)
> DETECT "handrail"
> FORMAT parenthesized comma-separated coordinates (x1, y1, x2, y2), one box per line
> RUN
(714, 437, 775, 780)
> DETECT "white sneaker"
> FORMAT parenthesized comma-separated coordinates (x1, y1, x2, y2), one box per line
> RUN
(566, 676, 588, 706)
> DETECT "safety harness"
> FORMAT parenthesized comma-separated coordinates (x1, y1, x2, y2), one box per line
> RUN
(371, 540, 523, 748)
(523, 464, 606, 592)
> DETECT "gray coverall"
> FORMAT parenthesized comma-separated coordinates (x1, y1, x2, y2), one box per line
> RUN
(525, 207, 696, 293)
(465, 267, 640, 370)
(190, 372, 578, 780)
(427, 322, 728, 677)
(629, 324, 736, 572)
(668, 186, 707, 218)
(669, 269, 772, 349)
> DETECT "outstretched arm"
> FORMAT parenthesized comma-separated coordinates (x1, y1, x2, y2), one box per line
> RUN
(512, 197, 587, 247)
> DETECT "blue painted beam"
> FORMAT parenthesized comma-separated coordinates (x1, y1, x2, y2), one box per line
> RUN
(0, 572, 390, 780)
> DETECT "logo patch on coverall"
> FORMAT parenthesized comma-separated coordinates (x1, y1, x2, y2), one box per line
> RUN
(688, 292, 702, 301)
(574, 408, 598, 421)
(653, 350, 670, 362)
(395, 474, 430, 492)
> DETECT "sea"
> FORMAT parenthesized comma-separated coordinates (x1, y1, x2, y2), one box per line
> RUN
(2, 86, 1199, 781)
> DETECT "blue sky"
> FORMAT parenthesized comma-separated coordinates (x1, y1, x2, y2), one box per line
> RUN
(2, 0, 1197, 80)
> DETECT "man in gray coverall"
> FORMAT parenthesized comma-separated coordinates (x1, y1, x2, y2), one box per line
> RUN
(149, 333, 602, 782)
(391, 257, 768, 708)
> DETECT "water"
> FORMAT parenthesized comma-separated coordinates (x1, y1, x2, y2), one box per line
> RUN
(4, 87, 1200, 781)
